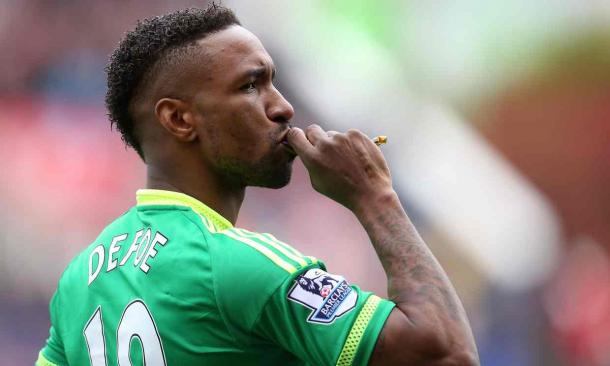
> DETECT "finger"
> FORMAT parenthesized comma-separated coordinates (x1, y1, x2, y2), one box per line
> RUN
(286, 127, 315, 158)
(305, 124, 327, 145)
(347, 128, 370, 141)
(327, 130, 339, 138)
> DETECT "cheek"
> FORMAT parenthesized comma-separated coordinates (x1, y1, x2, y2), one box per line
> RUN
(195, 95, 272, 161)
(225, 109, 271, 157)
(201, 111, 268, 161)
(197, 115, 221, 157)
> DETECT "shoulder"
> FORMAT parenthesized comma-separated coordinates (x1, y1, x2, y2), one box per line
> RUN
(58, 206, 210, 289)
(209, 227, 321, 276)
(208, 227, 323, 331)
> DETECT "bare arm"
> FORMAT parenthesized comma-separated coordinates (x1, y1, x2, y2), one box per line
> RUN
(356, 191, 478, 365)
(286, 125, 479, 366)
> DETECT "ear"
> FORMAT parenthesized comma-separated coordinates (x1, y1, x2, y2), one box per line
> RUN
(154, 98, 198, 142)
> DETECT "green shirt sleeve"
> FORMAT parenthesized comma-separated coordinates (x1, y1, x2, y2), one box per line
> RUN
(209, 228, 394, 365)
(254, 267, 395, 366)
(38, 289, 68, 366)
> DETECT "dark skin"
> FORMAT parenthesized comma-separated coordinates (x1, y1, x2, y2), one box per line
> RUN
(139, 25, 295, 223)
(139, 25, 479, 366)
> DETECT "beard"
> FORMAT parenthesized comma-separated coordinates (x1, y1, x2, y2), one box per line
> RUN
(215, 150, 295, 189)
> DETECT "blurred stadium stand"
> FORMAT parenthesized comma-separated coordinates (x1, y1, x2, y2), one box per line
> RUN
(1, 1, 609, 365)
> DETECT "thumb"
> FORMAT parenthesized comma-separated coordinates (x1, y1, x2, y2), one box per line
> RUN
(286, 127, 315, 158)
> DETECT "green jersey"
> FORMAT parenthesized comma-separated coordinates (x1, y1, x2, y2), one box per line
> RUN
(37, 189, 394, 366)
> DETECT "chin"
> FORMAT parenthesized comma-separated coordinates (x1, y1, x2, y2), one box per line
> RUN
(216, 151, 295, 189)
(248, 163, 293, 189)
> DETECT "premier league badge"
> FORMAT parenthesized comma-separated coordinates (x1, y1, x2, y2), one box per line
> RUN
(287, 268, 358, 324)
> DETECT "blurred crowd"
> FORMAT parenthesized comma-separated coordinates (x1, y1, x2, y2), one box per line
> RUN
(1, 1, 609, 365)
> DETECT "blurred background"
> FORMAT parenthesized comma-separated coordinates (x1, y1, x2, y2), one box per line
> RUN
(1, 0, 609, 365)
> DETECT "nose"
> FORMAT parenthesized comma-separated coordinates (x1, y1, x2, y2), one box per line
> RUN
(266, 87, 294, 124)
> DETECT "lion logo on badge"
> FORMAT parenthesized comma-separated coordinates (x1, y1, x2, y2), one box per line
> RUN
(296, 273, 339, 298)
(288, 268, 357, 324)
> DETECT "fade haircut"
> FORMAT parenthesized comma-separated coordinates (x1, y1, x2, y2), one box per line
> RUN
(105, 4, 240, 159)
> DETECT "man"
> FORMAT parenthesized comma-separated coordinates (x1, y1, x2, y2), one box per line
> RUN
(37, 4, 478, 366)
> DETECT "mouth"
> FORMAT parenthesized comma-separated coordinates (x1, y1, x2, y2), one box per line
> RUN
(279, 127, 290, 144)
(279, 128, 296, 155)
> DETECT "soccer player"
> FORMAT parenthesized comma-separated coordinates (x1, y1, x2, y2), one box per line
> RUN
(37, 4, 478, 366)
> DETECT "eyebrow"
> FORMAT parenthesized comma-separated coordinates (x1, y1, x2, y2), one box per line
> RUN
(243, 66, 276, 80)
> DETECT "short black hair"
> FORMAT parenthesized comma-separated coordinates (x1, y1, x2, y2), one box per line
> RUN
(105, 4, 240, 159)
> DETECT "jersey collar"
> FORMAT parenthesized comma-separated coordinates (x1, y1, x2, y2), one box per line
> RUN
(136, 189, 233, 231)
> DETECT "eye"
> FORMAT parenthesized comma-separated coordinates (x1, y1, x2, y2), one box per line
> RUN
(240, 81, 256, 92)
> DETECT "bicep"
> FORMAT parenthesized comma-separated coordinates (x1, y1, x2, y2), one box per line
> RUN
(369, 308, 461, 366)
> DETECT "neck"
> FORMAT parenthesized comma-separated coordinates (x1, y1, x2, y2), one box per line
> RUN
(145, 163, 245, 225)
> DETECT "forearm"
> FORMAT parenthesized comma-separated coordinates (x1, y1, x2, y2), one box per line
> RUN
(285, 125, 477, 362)
(353, 189, 478, 360)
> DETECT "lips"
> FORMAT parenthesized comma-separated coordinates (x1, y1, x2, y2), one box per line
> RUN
(279, 128, 291, 144)
(281, 141, 296, 155)
(279, 128, 296, 154)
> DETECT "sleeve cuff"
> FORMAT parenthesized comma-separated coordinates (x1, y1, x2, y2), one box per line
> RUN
(335, 295, 395, 366)
(36, 351, 59, 366)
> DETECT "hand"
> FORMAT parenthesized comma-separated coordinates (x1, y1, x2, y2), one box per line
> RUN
(286, 125, 394, 211)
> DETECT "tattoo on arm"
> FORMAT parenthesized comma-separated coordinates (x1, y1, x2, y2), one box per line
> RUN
(357, 195, 477, 360)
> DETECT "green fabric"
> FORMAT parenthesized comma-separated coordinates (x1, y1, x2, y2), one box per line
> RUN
(36, 351, 59, 366)
(39, 190, 394, 365)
